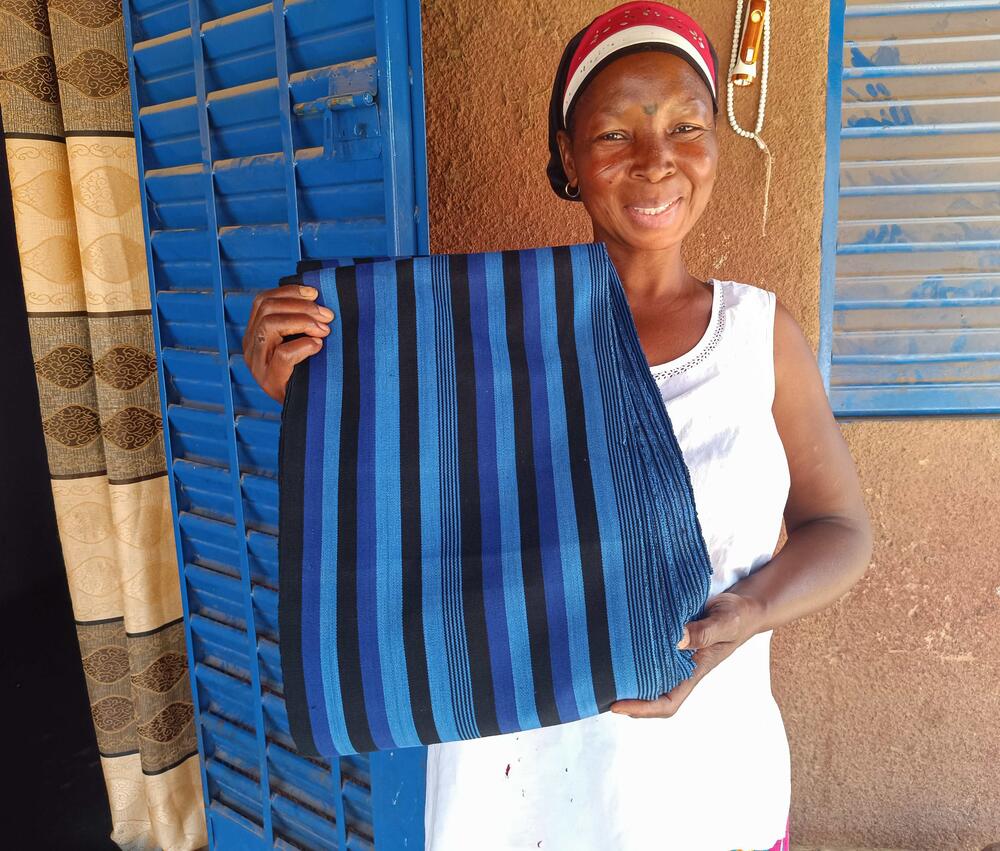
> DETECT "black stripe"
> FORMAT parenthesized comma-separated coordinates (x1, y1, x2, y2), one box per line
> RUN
(50, 469, 108, 480)
(126, 615, 184, 639)
(63, 130, 136, 138)
(108, 470, 167, 486)
(278, 356, 317, 754)
(88, 308, 155, 319)
(141, 749, 201, 777)
(26, 308, 153, 319)
(501, 250, 560, 727)
(396, 258, 439, 744)
(552, 246, 616, 708)
(3, 132, 65, 143)
(335, 266, 377, 753)
(294, 259, 325, 275)
(448, 253, 500, 737)
(73, 615, 124, 627)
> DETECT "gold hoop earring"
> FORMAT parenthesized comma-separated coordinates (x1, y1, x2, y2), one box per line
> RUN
(565, 181, 580, 199)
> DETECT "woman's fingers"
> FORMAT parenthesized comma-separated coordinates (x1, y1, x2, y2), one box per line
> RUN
(262, 337, 324, 403)
(247, 284, 319, 332)
(257, 312, 331, 340)
(240, 284, 333, 403)
(246, 313, 328, 393)
(611, 693, 677, 719)
(255, 296, 334, 323)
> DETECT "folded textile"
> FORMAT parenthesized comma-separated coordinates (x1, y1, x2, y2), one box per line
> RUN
(278, 241, 713, 758)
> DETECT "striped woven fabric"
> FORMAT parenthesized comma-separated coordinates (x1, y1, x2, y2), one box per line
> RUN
(278, 241, 713, 758)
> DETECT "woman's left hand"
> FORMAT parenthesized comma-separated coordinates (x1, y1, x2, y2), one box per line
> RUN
(609, 590, 764, 719)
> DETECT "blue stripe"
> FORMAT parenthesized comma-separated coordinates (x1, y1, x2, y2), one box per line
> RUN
(466, 252, 519, 734)
(434, 256, 478, 739)
(518, 250, 577, 723)
(315, 267, 353, 755)
(372, 260, 420, 747)
(413, 259, 461, 742)
(569, 247, 638, 699)
(354, 263, 395, 749)
(482, 252, 540, 731)
(534, 248, 598, 718)
(301, 331, 334, 755)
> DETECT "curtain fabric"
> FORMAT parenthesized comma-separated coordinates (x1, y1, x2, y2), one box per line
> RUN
(278, 244, 714, 758)
(0, 1, 206, 847)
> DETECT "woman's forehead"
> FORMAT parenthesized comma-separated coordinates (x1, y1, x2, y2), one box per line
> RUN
(577, 54, 714, 114)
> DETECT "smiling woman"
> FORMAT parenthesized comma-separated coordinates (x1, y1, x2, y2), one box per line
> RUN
(420, 2, 871, 850)
(242, 1, 873, 848)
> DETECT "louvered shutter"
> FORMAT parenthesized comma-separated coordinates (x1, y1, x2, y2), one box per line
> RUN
(122, 0, 429, 846)
(822, 0, 1000, 415)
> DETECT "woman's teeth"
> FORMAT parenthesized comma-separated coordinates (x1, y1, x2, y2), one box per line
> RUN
(632, 199, 678, 215)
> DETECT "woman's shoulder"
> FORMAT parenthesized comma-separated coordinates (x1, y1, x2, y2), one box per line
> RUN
(712, 279, 812, 373)
(712, 278, 776, 311)
(709, 279, 777, 336)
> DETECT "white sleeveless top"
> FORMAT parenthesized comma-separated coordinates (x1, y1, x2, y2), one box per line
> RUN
(424, 279, 792, 851)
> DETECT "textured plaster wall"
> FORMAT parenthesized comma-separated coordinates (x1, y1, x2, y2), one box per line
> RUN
(420, 1, 999, 849)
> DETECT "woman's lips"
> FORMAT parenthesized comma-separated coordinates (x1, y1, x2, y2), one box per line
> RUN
(624, 196, 683, 229)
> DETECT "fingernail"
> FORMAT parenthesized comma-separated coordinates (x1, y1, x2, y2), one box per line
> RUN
(299, 286, 317, 297)
(677, 630, 689, 649)
(316, 307, 334, 320)
(315, 322, 330, 333)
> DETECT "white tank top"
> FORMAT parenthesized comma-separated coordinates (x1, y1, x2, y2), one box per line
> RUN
(424, 279, 792, 851)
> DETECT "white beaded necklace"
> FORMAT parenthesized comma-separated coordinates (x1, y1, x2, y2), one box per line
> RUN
(726, 0, 773, 238)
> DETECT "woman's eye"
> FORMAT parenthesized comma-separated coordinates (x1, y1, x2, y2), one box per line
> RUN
(599, 131, 626, 141)
(675, 124, 700, 133)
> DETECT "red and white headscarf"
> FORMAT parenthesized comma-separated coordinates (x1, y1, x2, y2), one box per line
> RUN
(562, 1, 718, 126)
(547, 1, 720, 201)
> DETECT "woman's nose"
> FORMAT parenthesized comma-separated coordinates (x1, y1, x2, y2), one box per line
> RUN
(631, 136, 677, 182)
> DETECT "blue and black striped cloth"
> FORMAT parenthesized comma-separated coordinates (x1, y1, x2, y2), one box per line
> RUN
(278, 241, 713, 757)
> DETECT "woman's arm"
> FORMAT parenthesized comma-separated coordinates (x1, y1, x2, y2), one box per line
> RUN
(730, 296, 874, 632)
(612, 294, 873, 719)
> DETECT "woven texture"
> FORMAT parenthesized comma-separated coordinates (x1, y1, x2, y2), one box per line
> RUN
(278, 241, 713, 757)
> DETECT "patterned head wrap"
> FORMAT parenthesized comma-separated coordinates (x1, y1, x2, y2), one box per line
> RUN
(546, 1, 720, 202)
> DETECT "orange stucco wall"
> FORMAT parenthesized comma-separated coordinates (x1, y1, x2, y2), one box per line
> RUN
(419, 2, 1000, 848)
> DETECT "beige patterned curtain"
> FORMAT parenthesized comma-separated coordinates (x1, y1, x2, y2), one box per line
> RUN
(0, 1, 207, 847)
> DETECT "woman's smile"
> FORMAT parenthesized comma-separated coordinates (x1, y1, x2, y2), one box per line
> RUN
(624, 195, 684, 229)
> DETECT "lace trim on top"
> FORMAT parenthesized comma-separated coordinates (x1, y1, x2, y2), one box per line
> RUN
(649, 282, 727, 381)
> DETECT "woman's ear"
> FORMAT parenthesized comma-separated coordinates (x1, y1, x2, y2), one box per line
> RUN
(555, 129, 577, 186)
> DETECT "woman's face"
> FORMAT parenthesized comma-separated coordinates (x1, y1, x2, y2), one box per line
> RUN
(556, 50, 718, 252)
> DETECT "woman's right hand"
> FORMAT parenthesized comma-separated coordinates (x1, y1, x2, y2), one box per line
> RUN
(242, 283, 334, 403)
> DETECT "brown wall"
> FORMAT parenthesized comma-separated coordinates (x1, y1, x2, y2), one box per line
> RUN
(420, 2, 1000, 849)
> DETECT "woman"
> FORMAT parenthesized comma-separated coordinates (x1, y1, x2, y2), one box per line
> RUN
(244, 3, 873, 848)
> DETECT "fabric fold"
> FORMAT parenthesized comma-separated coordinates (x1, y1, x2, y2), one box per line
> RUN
(278, 241, 713, 758)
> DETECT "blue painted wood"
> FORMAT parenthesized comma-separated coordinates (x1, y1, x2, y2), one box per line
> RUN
(124, 0, 431, 845)
(822, 0, 1000, 416)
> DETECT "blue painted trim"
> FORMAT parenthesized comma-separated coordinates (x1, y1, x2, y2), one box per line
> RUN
(819, 0, 847, 399)
(371, 748, 428, 850)
(375, 0, 418, 257)
(838, 240, 1000, 254)
(406, 0, 431, 255)
(187, 0, 275, 842)
(846, 0, 1000, 17)
(841, 121, 1000, 137)
(840, 182, 1000, 196)
(272, 0, 303, 266)
(122, 4, 214, 845)
(842, 61, 1000, 79)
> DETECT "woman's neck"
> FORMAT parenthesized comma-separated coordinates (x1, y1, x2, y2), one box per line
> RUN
(598, 235, 702, 309)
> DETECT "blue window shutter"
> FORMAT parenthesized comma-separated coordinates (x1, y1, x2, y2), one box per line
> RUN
(123, 0, 430, 847)
(820, 0, 1000, 417)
